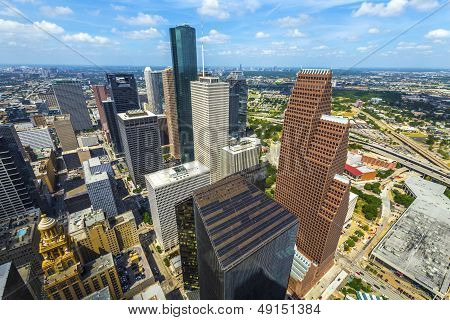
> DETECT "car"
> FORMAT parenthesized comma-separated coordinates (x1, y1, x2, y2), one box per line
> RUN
(374, 285, 381, 289)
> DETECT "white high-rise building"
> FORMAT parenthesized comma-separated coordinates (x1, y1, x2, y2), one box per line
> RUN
(145, 161, 209, 251)
(220, 137, 261, 179)
(191, 77, 229, 183)
(83, 157, 121, 218)
(144, 67, 164, 115)
(117, 110, 163, 187)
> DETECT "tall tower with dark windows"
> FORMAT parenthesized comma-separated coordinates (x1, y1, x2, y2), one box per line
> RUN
(274, 69, 350, 297)
(170, 25, 198, 163)
(226, 71, 248, 137)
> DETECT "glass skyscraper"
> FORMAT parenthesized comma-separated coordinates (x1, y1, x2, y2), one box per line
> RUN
(194, 175, 298, 300)
(169, 25, 198, 163)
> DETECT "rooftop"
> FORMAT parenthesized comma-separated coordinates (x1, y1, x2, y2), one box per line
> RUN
(132, 283, 166, 300)
(145, 161, 209, 189)
(0, 262, 12, 300)
(83, 287, 111, 300)
(300, 69, 332, 75)
(372, 176, 450, 297)
(82, 253, 115, 280)
(223, 137, 261, 154)
(193, 175, 298, 271)
(118, 109, 156, 120)
(0, 214, 38, 253)
(321, 114, 349, 125)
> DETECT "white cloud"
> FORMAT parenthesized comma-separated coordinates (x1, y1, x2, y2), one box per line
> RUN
(261, 49, 274, 55)
(409, 0, 439, 11)
(353, 0, 408, 17)
(271, 41, 285, 46)
(63, 32, 110, 45)
(33, 20, 64, 34)
(255, 31, 270, 38)
(357, 46, 372, 52)
(313, 45, 329, 50)
(0, 3, 22, 17)
(396, 41, 432, 49)
(118, 28, 162, 40)
(286, 28, 306, 38)
(244, 0, 261, 12)
(218, 50, 233, 55)
(157, 40, 170, 52)
(368, 27, 380, 34)
(425, 28, 450, 39)
(199, 29, 229, 43)
(111, 4, 126, 11)
(198, 0, 230, 20)
(40, 6, 73, 17)
(276, 13, 309, 28)
(116, 12, 167, 26)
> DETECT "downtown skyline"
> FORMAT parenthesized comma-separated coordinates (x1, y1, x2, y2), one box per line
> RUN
(0, 1, 449, 68)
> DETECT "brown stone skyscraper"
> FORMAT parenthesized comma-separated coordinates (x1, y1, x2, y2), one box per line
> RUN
(91, 85, 109, 134)
(162, 67, 181, 159)
(275, 69, 350, 297)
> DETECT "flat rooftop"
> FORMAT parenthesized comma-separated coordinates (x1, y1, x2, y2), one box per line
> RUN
(0, 215, 37, 253)
(321, 114, 349, 125)
(223, 138, 261, 154)
(145, 161, 209, 189)
(372, 176, 450, 297)
(193, 175, 298, 271)
(83, 287, 111, 300)
(117, 109, 156, 120)
(82, 253, 115, 280)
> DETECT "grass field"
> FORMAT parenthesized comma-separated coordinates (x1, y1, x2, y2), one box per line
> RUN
(402, 131, 427, 138)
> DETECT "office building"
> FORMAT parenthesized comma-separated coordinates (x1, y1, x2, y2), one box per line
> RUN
(117, 110, 162, 187)
(194, 175, 298, 300)
(162, 67, 180, 159)
(191, 77, 229, 183)
(275, 69, 350, 297)
(17, 126, 55, 150)
(52, 80, 92, 131)
(0, 214, 42, 279)
(102, 99, 122, 153)
(106, 73, 140, 113)
(220, 137, 260, 179)
(31, 114, 47, 127)
(54, 114, 79, 151)
(38, 214, 123, 300)
(38, 90, 58, 109)
(0, 262, 34, 300)
(68, 209, 139, 263)
(170, 25, 198, 162)
(175, 197, 198, 290)
(83, 157, 122, 218)
(31, 149, 57, 194)
(145, 161, 209, 251)
(227, 71, 248, 137)
(91, 85, 109, 133)
(144, 67, 164, 114)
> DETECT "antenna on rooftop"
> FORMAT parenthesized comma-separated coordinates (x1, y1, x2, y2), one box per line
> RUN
(201, 25, 205, 77)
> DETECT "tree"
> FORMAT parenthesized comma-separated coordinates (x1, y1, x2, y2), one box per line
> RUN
(142, 212, 152, 224)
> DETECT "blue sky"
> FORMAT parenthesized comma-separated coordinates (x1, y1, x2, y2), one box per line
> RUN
(0, 0, 449, 68)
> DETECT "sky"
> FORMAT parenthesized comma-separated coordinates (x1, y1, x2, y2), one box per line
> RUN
(0, 0, 449, 68)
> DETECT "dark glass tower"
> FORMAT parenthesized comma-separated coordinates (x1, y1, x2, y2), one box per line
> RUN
(194, 175, 298, 300)
(227, 71, 248, 137)
(175, 197, 199, 291)
(102, 99, 123, 153)
(169, 25, 198, 163)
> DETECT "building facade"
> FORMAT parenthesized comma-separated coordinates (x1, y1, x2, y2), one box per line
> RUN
(220, 137, 260, 179)
(145, 161, 209, 251)
(91, 84, 109, 133)
(52, 80, 92, 131)
(0, 262, 34, 300)
(117, 110, 163, 187)
(191, 77, 229, 183)
(161, 67, 181, 159)
(144, 67, 164, 115)
(170, 25, 198, 163)
(194, 175, 298, 300)
(226, 71, 248, 137)
(274, 69, 350, 297)
(53, 114, 79, 152)
(17, 127, 55, 150)
(106, 73, 140, 113)
(102, 99, 122, 153)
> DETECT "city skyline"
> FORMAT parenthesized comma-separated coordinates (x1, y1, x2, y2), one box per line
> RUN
(0, 1, 449, 68)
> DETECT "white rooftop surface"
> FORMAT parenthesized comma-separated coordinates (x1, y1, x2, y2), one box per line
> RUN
(301, 69, 331, 75)
(357, 166, 375, 174)
(223, 138, 261, 154)
(321, 114, 349, 125)
(68, 208, 106, 239)
(372, 177, 450, 297)
(334, 174, 350, 185)
(145, 161, 210, 189)
(132, 283, 166, 300)
(117, 109, 157, 120)
(347, 152, 362, 166)
(349, 191, 358, 202)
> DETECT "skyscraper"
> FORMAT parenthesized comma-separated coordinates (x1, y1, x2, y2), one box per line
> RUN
(91, 85, 109, 133)
(52, 80, 92, 131)
(145, 161, 209, 251)
(117, 110, 163, 187)
(220, 137, 261, 179)
(274, 69, 350, 297)
(106, 73, 140, 113)
(144, 67, 164, 114)
(194, 175, 298, 300)
(102, 99, 122, 153)
(161, 67, 181, 159)
(54, 114, 79, 152)
(227, 71, 248, 137)
(83, 157, 122, 218)
(170, 25, 198, 162)
(191, 76, 229, 183)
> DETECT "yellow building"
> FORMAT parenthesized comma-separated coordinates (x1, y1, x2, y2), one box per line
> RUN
(38, 214, 123, 300)
(68, 209, 139, 263)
